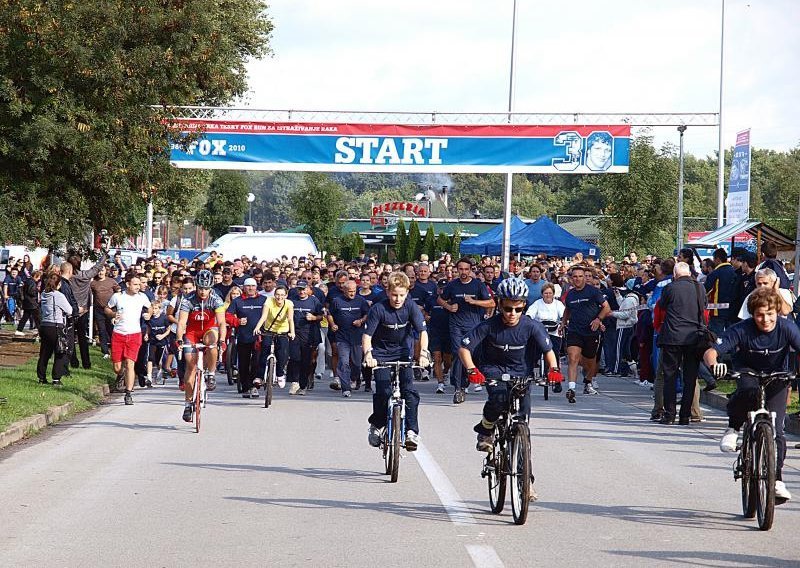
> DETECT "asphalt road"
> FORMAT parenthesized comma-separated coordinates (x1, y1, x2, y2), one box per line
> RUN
(1, 371, 799, 568)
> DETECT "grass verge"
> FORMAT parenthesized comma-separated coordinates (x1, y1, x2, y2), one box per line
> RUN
(702, 379, 799, 414)
(0, 348, 114, 432)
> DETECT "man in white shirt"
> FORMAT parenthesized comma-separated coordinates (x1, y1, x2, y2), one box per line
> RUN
(106, 274, 153, 405)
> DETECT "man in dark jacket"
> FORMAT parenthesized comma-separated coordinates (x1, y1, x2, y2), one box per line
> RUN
(759, 241, 790, 289)
(66, 252, 107, 369)
(657, 262, 706, 425)
(703, 248, 738, 336)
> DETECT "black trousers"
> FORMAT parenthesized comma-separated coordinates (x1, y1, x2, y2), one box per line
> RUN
(236, 341, 259, 391)
(18, 308, 40, 332)
(661, 344, 700, 420)
(70, 312, 91, 369)
(37, 324, 69, 381)
(288, 338, 315, 389)
(94, 309, 113, 355)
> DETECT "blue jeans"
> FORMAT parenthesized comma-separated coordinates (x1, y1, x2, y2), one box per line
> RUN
(335, 340, 362, 386)
(369, 365, 420, 433)
(475, 379, 531, 435)
(259, 334, 289, 379)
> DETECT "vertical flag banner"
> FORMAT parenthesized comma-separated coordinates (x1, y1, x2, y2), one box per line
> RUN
(169, 121, 630, 174)
(726, 129, 751, 224)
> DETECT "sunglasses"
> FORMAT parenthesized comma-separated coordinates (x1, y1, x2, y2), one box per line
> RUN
(501, 306, 525, 314)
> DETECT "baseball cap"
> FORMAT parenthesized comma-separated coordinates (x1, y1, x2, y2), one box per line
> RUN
(243, 277, 257, 286)
(296, 279, 308, 288)
(437, 278, 448, 287)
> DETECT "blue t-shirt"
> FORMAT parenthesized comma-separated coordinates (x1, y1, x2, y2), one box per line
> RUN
(147, 309, 170, 346)
(292, 295, 323, 343)
(227, 295, 267, 343)
(441, 278, 491, 330)
(330, 294, 370, 344)
(411, 280, 437, 306)
(461, 315, 552, 378)
(365, 298, 426, 361)
(524, 278, 544, 305)
(714, 317, 800, 371)
(564, 285, 607, 336)
(425, 294, 449, 332)
(4, 275, 22, 298)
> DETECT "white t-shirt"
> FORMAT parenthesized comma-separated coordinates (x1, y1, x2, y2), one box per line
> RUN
(526, 298, 565, 335)
(107, 292, 151, 335)
(737, 288, 794, 320)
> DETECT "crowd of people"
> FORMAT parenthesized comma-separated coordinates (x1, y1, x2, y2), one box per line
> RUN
(4, 238, 798, 501)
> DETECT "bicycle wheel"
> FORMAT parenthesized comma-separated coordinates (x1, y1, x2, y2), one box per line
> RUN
(226, 336, 237, 387)
(487, 430, 506, 514)
(740, 428, 756, 519)
(383, 425, 391, 475)
(509, 422, 531, 525)
(194, 371, 202, 434)
(264, 357, 275, 409)
(389, 404, 401, 483)
(753, 420, 776, 531)
(543, 382, 549, 401)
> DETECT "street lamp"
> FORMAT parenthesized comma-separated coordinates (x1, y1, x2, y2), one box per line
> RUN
(716, 0, 726, 228)
(247, 192, 255, 227)
(677, 125, 687, 251)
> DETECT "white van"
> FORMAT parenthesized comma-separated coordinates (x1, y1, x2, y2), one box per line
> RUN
(0, 245, 49, 273)
(194, 226, 319, 263)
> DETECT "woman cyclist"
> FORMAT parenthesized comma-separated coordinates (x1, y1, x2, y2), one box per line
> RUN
(253, 284, 295, 389)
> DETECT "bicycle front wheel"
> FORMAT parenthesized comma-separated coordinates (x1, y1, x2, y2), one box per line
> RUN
(740, 428, 756, 519)
(487, 433, 506, 514)
(265, 357, 275, 409)
(389, 404, 401, 483)
(194, 372, 202, 434)
(754, 420, 776, 531)
(509, 422, 531, 525)
(226, 337, 237, 387)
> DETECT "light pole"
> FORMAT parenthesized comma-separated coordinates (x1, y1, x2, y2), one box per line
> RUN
(677, 125, 687, 251)
(716, 0, 726, 228)
(247, 192, 255, 227)
(500, 0, 518, 272)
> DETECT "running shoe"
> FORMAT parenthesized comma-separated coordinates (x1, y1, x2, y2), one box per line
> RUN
(289, 382, 301, 395)
(252, 377, 263, 388)
(124, 391, 133, 405)
(566, 388, 576, 403)
(405, 431, 420, 451)
(776, 481, 792, 502)
(342, 390, 351, 398)
(583, 383, 598, 395)
(473, 384, 483, 393)
(250, 387, 260, 399)
(436, 383, 446, 394)
(453, 388, 465, 404)
(368, 425, 382, 447)
(476, 433, 494, 452)
(329, 377, 341, 391)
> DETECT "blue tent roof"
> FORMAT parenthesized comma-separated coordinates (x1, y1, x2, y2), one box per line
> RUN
(512, 216, 599, 257)
(459, 215, 528, 255)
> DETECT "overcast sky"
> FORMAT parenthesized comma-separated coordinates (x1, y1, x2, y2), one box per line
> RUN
(245, 0, 799, 158)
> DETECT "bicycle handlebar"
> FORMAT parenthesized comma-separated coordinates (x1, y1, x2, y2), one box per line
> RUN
(727, 369, 795, 383)
(372, 361, 424, 370)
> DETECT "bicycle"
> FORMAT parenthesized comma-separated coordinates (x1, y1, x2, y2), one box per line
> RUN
(481, 373, 535, 525)
(226, 328, 239, 391)
(373, 361, 419, 483)
(178, 343, 215, 434)
(728, 369, 794, 531)
(259, 331, 287, 409)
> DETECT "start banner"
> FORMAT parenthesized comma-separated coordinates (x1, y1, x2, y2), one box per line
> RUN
(169, 121, 630, 174)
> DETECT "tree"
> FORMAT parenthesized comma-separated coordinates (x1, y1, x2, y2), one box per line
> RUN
(450, 227, 462, 256)
(395, 219, 408, 263)
(595, 134, 678, 257)
(248, 171, 300, 231)
(423, 224, 436, 260)
(436, 232, 451, 258)
(407, 219, 422, 261)
(289, 172, 346, 255)
(195, 172, 249, 240)
(0, 1, 272, 248)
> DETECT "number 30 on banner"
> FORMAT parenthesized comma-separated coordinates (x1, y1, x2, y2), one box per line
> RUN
(552, 131, 583, 171)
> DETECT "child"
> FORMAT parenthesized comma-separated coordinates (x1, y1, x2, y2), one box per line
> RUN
(145, 286, 171, 386)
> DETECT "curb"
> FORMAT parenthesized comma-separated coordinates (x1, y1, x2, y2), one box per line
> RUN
(701, 389, 800, 436)
(0, 383, 110, 451)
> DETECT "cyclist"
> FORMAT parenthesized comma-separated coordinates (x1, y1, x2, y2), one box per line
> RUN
(175, 269, 227, 422)
(253, 284, 295, 389)
(703, 287, 800, 502)
(561, 265, 611, 402)
(525, 282, 565, 391)
(458, 277, 561, 500)
(364, 271, 430, 451)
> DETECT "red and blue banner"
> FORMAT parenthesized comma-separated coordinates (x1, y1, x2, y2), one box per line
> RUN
(169, 120, 630, 174)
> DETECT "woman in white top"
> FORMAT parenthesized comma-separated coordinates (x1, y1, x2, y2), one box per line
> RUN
(526, 282, 566, 360)
(37, 272, 74, 385)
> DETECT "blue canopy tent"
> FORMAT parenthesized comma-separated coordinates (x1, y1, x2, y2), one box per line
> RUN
(459, 215, 528, 255)
(513, 215, 598, 257)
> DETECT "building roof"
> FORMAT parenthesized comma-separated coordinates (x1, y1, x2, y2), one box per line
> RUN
(685, 220, 795, 250)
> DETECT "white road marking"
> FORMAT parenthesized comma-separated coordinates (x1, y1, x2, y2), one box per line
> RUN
(413, 444, 506, 568)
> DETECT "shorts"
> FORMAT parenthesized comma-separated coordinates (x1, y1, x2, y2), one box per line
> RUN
(185, 327, 218, 346)
(566, 331, 601, 359)
(428, 328, 449, 353)
(147, 343, 167, 364)
(111, 332, 143, 363)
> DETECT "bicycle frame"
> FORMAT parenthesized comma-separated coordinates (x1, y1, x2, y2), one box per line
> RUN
(376, 361, 414, 451)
